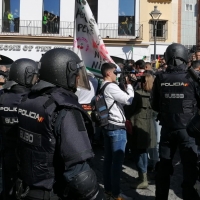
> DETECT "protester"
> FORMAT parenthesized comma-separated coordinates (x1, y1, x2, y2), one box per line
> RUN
(76, 69, 98, 106)
(7, 11, 14, 32)
(124, 73, 156, 189)
(101, 63, 134, 200)
(196, 50, 200, 61)
(192, 60, 200, 72)
(159, 57, 166, 66)
(151, 43, 200, 200)
(135, 60, 145, 72)
(192, 52, 197, 61)
(0, 65, 8, 95)
(76, 69, 99, 143)
(145, 62, 153, 71)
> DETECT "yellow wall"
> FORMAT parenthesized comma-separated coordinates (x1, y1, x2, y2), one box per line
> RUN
(139, 0, 178, 44)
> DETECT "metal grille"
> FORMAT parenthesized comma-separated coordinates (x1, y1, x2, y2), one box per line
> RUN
(149, 20, 168, 41)
(0, 20, 143, 39)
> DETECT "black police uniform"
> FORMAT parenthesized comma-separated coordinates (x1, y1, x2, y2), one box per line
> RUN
(17, 81, 104, 200)
(0, 84, 30, 200)
(151, 64, 200, 200)
(0, 87, 4, 189)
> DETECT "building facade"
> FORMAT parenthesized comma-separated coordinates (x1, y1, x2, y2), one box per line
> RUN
(178, 0, 197, 49)
(0, 0, 179, 63)
(141, 0, 178, 59)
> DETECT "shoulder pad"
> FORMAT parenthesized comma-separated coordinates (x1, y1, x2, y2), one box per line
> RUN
(50, 90, 92, 125)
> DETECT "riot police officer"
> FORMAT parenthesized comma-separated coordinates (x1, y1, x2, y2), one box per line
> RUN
(151, 43, 200, 200)
(17, 48, 105, 200)
(0, 58, 39, 200)
(0, 65, 9, 191)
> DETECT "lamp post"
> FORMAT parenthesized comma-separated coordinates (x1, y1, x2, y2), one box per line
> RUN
(150, 6, 162, 61)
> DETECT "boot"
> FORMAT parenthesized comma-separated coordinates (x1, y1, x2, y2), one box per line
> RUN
(131, 172, 148, 189)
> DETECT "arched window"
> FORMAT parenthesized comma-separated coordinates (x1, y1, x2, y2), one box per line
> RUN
(42, 0, 60, 34)
(118, 0, 135, 36)
(2, 0, 20, 32)
(87, 0, 98, 22)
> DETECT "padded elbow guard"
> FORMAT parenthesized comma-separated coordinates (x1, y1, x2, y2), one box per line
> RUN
(66, 168, 105, 200)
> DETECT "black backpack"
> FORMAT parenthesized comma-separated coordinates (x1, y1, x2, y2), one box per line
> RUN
(91, 82, 115, 127)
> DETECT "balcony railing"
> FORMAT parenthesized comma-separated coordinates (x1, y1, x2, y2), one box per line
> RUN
(0, 19, 143, 39)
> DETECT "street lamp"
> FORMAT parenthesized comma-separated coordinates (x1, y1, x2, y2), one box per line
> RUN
(150, 6, 162, 61)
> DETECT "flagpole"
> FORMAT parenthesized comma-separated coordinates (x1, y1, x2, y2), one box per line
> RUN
(131, 45, 133, 60)
(73, 0, 77, 50)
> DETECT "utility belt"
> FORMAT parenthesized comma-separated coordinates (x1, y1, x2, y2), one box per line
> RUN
(26, 189, 59, 200)
(15, 179, 60, 200)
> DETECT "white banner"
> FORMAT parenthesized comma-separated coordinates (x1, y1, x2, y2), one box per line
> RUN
(74, 0, 114, 76)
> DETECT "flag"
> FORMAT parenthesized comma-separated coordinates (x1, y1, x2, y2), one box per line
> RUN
(74, 0, 114, 76)
(155, 60, 160, 69)
(142, 56, 146, 60)
(155, 55, 160, 69)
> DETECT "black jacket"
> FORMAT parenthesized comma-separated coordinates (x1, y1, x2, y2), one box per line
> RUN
(151, 64, 200, 130)
(17, 81, 94, 191)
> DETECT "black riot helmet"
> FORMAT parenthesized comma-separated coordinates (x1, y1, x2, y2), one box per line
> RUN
(9, 58, 39, 87)
(39, 48, 90, 91)
(164, 43, 189, 66)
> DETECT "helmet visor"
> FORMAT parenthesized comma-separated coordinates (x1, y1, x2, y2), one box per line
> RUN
(77, 62, 91, 90)
(25, 66, 39, 86)
(31, 74, 39, 85)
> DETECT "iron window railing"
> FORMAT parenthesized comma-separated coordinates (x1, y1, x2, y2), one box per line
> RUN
(0, 19, 143, 39)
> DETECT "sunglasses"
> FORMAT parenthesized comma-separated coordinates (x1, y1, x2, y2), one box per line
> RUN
(113, 70, 118, 75)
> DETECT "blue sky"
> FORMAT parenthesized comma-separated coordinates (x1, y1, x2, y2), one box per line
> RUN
(119, 0, 135, 16)
(10, 0, 20, 17)
(8, 0, 60, 17)
(43, 0, 60, 16)
(9, 0, 131, 18)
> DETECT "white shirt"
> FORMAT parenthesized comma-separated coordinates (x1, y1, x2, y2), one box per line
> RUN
(76, 75, 98, 104)
(101, 81, 134, 126)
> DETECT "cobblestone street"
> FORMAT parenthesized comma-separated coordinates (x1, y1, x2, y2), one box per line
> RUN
(90, 145, 183, 200)
(0, 146, 184, 200)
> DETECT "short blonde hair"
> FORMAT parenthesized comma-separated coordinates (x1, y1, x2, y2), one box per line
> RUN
(143, 73, 154, 91)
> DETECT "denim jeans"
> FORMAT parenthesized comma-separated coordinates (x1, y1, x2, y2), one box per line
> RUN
(102, 128, 127, 197)
(132, 149, 148, 173)
(9, 21, 14, 32)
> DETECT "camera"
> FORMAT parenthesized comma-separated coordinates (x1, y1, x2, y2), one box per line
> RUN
(115, 61, 138, 84)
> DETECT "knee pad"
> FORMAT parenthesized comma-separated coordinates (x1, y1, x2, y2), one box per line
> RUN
(65, 168, 102, 200)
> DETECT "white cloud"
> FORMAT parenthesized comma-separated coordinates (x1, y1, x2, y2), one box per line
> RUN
(121, 11, 125, 16)
(15, 9, 18, 12)
(51, 10, 54, 14)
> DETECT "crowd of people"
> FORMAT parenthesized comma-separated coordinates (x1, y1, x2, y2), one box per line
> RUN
(42, 12, 59, 34)
(0, 43, 200, 200)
